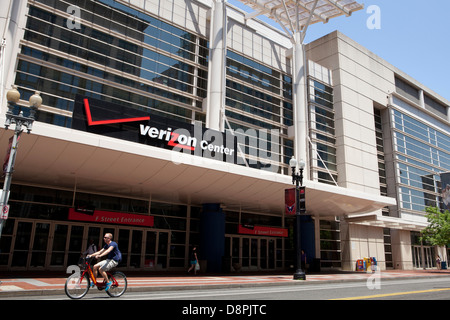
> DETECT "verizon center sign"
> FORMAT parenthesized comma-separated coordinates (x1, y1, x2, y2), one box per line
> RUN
(72, 96, 237, 163)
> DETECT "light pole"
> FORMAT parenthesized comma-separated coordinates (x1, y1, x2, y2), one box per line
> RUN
(0, 87, 42, 240)
(289, 156, 306, 280)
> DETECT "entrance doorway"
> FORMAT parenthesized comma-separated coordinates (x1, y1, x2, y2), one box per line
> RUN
(0, 218, 170, 271)
(412, 245, 436, 269)
(225, 235, 277, 271)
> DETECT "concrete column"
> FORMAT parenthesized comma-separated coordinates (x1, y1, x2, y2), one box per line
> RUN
(205, 0, 226, 132)
(200, 203, 225, 273)
(390, 229, 413, 270)
(0, 0, 28, 112)
(292, 32, 308, 177)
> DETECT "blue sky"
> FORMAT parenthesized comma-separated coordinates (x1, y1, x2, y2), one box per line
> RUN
(228, 0, 450, 102)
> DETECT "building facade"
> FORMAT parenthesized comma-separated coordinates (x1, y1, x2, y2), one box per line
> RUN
(0, 0, 448, 272)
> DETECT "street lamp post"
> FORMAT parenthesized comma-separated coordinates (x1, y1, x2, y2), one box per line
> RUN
(0, 87, 41, 239)
(289, 156, 306, 280)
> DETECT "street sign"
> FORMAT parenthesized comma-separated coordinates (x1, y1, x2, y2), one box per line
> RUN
(1, 205, 9, 219)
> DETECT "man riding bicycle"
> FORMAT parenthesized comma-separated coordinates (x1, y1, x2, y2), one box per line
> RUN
(88, 233, 122, 291)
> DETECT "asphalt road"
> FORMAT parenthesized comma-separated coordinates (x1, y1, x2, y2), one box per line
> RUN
(4, 275, 450, 301)
(3, 277, 448, 319)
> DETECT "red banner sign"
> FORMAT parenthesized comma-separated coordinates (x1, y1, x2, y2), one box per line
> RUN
(285, 188, 296, 216)
(238, 225, 288, 237)
(68, 208, 153, 227)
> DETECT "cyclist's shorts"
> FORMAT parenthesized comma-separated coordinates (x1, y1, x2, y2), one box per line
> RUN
(99, 259, 118, 272)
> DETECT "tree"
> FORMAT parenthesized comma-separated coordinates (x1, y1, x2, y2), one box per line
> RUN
(420, 206, 450, 247)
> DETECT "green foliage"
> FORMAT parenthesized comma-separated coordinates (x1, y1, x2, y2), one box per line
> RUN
(420, 207, 450, 247)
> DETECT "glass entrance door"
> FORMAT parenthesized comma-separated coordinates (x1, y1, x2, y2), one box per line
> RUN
(145, 231, 157, 268)
(30, 222, 50, 268)
(50, 224, 69, 266)
(68, 225, 84, 266)
(0, 218, 172, 271)
(11, 222, 32, 268)
(424, 247, 436, 268)
(226, 235, 278, 271)
(412, 245, 436, 269)
(260, 239, 276, 269)
(130, 230, 143, 268)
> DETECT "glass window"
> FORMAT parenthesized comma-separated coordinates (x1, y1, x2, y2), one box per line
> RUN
(392, 107, 450, 212)
(319, 219, 341, 269)
(395, 77, 420, 104)
(308, 75, 337, 185)
(21, 2, 207, 129)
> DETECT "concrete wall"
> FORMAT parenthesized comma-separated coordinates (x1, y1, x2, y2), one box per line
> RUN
(306, 31, 398, 270)
(306, 31, 395, 196)
(341, 221, 385, 271)
(1, 0, 29, 109)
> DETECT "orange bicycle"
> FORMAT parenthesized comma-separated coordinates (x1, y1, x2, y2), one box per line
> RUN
(65, 256, 127, 299)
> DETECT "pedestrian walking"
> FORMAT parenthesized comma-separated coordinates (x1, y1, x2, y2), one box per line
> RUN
(436, 255, 441, 270)
(187, 245, 198, 275)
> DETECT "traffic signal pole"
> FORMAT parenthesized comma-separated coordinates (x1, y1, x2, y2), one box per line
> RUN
(290, 157, 306, 280)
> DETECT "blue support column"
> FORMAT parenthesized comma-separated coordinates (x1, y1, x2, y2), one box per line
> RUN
(200, 203, 225, 273)
(300, 215, 315, 269)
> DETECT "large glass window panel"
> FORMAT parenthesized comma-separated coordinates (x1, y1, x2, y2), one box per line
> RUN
(118, 229, 130, 267)
(68, 225, 84, 266)
(145, 231, 157, 268)
(242, 238, 249, 267)
(308, 75, 337, 185)
(0, 219, 14, 265)
(24, 17, 196, 89)
(158, 232, 168, 269)
(392, 106, 450, 212)
(227, 51, 280, 94)
(395, 77, 420, 104)
(51, 224, 68, 266)
(130, 230, 143, 268)
(88, 227, 101, 252)
(12, 222, 33, 267)
(22, 2, 207, 130)
(16, 58, 193, 121)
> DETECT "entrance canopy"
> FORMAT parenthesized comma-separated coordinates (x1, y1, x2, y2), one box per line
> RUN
(239, 0, 364, 36)
(0, 123, 395, 218)
(345, 214, 428, 232)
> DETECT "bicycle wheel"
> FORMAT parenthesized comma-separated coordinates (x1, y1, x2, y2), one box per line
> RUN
(65, 272, 90, 299)
(106, 271, 127, 297)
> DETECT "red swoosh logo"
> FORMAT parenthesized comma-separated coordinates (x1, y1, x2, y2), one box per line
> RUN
(167, 132, 195, 151)
(84, 98, 150, 126)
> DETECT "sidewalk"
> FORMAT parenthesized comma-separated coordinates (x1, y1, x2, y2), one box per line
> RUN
(1, 269, 449, 298)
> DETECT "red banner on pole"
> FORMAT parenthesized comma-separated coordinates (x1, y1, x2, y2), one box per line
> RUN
(285, 188, 296, 216)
